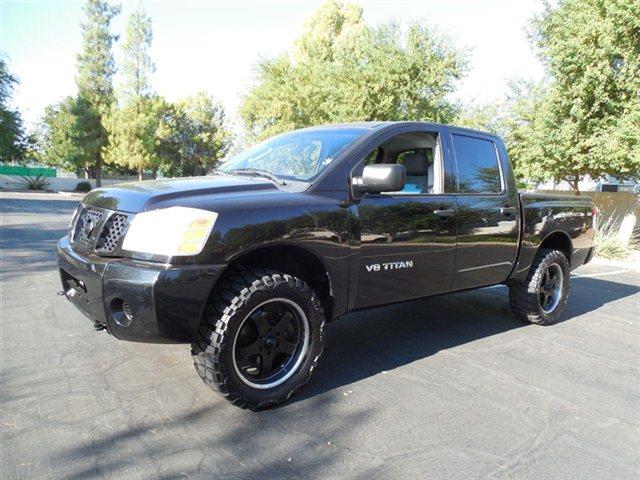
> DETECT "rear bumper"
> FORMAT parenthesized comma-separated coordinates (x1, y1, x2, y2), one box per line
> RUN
(57, 236, 225, 343)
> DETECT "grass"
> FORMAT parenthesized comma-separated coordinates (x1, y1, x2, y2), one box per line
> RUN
(594, 213, 638, 260)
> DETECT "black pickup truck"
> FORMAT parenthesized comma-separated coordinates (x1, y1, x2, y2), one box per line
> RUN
(58, 122, 595, 409)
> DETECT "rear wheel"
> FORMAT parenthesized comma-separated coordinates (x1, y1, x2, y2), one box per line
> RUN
(191, 266, 325, 410)
(509, 248, 570, 325)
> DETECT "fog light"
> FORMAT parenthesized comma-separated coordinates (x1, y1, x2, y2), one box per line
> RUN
(110, 298, 134, 327)
(122, 302, 134, 322)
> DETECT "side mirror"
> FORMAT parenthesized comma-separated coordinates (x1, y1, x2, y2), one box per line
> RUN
(352, 164, 406, 194)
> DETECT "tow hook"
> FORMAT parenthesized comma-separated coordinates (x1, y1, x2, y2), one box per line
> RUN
(57, 290, 66, 296)
(94, 322, 106, 331)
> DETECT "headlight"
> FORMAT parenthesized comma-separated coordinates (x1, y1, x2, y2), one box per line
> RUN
(122, 207, 218, 257)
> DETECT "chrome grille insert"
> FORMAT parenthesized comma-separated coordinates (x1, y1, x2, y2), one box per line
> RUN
(73, 207, 104, 250)
(71, 206, 130, 255)
(96, 213, 128, 253)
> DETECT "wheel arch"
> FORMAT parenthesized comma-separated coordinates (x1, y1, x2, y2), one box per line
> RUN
(538, 231, 573, 265)
(216, 243, 336, 320)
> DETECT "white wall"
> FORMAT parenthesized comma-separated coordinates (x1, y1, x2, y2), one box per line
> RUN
(536, 177, 599, 192)
(0, 175, 126, 191)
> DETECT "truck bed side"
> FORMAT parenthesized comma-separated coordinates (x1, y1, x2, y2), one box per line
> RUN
(509, 192, 594, 283)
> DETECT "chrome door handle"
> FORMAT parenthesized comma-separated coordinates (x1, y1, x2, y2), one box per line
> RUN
(500, 206, 517, 216)
(434, 209, 455, 218)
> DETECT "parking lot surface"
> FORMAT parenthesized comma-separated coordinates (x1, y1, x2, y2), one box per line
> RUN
(1, 192, 639, 479)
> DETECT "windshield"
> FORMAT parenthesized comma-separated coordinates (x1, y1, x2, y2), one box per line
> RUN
(218, 128, 366, 181)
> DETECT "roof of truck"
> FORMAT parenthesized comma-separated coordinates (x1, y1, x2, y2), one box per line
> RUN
(299, 121, 496, 138)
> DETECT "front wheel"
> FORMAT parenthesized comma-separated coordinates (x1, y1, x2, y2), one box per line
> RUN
(191, 266, 325, 410)
(509, 248, 570, 325)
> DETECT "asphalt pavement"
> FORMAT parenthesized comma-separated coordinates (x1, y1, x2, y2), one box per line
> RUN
(1, 191, 639, 480)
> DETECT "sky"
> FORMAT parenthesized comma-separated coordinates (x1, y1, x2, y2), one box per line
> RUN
(1, 0, 546, 132)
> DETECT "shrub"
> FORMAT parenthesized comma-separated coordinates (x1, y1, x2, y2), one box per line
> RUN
(19, 175, 51, 191)
(75, 181, 92, 192)
(594, 213, 637, 259)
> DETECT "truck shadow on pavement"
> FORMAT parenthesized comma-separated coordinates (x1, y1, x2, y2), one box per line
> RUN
(33, 275, 638, 479)
(51, 396, 375, 479)
(297, 275, 639, 403)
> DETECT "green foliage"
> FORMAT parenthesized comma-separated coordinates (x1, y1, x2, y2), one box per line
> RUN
(75, 180, 92, 192)
(76, 0, 120, 112)
(120, 7, 154, 102)
(0, 56, 27, 162)
(505, 0, 640, 192)
(241, 0, 466, 140)
(40, 95, 104, 177)
(105, 6, 158, 179)
(104, 96, 169, 177)
(19, 174, 51, 190)
(456, 102, 506, 137)
(159, 93, 233, 177)
(74, 0, 120, 186)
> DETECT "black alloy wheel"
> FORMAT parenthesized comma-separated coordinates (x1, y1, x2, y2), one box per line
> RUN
(538, 263, 564, 314)
(233, 299, 309, 389)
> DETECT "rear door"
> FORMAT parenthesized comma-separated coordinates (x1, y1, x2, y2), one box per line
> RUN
(447, 130, 520, 289)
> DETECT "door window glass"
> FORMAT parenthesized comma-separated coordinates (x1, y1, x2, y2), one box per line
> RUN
(452, 135, 502, 193)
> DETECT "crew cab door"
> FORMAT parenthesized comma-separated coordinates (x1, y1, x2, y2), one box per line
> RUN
(446, 129, 520, 289)
(350, 127, 458, 309)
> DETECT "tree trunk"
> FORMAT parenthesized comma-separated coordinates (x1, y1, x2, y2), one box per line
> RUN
(564, 175, 580, 195)
(95, 152, 101, 188)
(138, 166, 144, 181)
(152, 167, 158, 180)
(84, 167, 90, 179)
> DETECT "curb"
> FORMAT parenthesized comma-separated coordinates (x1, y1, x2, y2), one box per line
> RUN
(0, 190, 86, 199)
(592, 254, 640, 271)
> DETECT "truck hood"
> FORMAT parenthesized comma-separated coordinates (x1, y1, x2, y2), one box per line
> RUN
(82, 175, 279, 213)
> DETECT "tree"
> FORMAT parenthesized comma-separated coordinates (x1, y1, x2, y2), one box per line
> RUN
(456, 102, 506, 137)
(507, 0, 640, 193)
(160, 93, 232, 177)
(105, 6, 157, 180)
(0, 56, 27, 163)
(103, 95, 168, 178)
(40, 96, 104, 177)
(75, 0, 120, 186)
(241, 0, 466, 140)
(119, 6, 154, 102)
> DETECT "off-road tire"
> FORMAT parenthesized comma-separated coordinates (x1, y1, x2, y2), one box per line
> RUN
(509, 248, 570, 325)
(191, 266, 325, 410)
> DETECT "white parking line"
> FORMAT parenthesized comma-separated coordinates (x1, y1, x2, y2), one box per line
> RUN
(572, 269, 631, 278)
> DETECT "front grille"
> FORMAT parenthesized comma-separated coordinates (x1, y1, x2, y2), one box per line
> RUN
(71, 206, 130, 255)
(73, 207, 104, 250)
(95, 214, 128, 253)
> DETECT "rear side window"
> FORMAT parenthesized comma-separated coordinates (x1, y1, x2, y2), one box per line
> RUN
(452, 134, 502, 193)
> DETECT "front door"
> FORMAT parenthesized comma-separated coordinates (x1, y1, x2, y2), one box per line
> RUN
(353, 194, 457, 309)
(349, 128, 458, 309)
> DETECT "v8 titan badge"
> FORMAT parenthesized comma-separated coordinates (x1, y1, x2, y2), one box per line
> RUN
(366, 260, 414, 272)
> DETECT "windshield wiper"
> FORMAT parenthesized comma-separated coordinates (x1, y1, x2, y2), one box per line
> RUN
(223, 168, 288, 186)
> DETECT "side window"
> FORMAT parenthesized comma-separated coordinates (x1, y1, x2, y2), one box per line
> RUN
(452, 134, 502, 193)
(354, 132, 440, 194)
(363, 148, 380, 166)
(397, 148, 433, 165)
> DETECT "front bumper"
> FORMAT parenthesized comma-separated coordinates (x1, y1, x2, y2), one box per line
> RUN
(57, 236, 225, 343)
